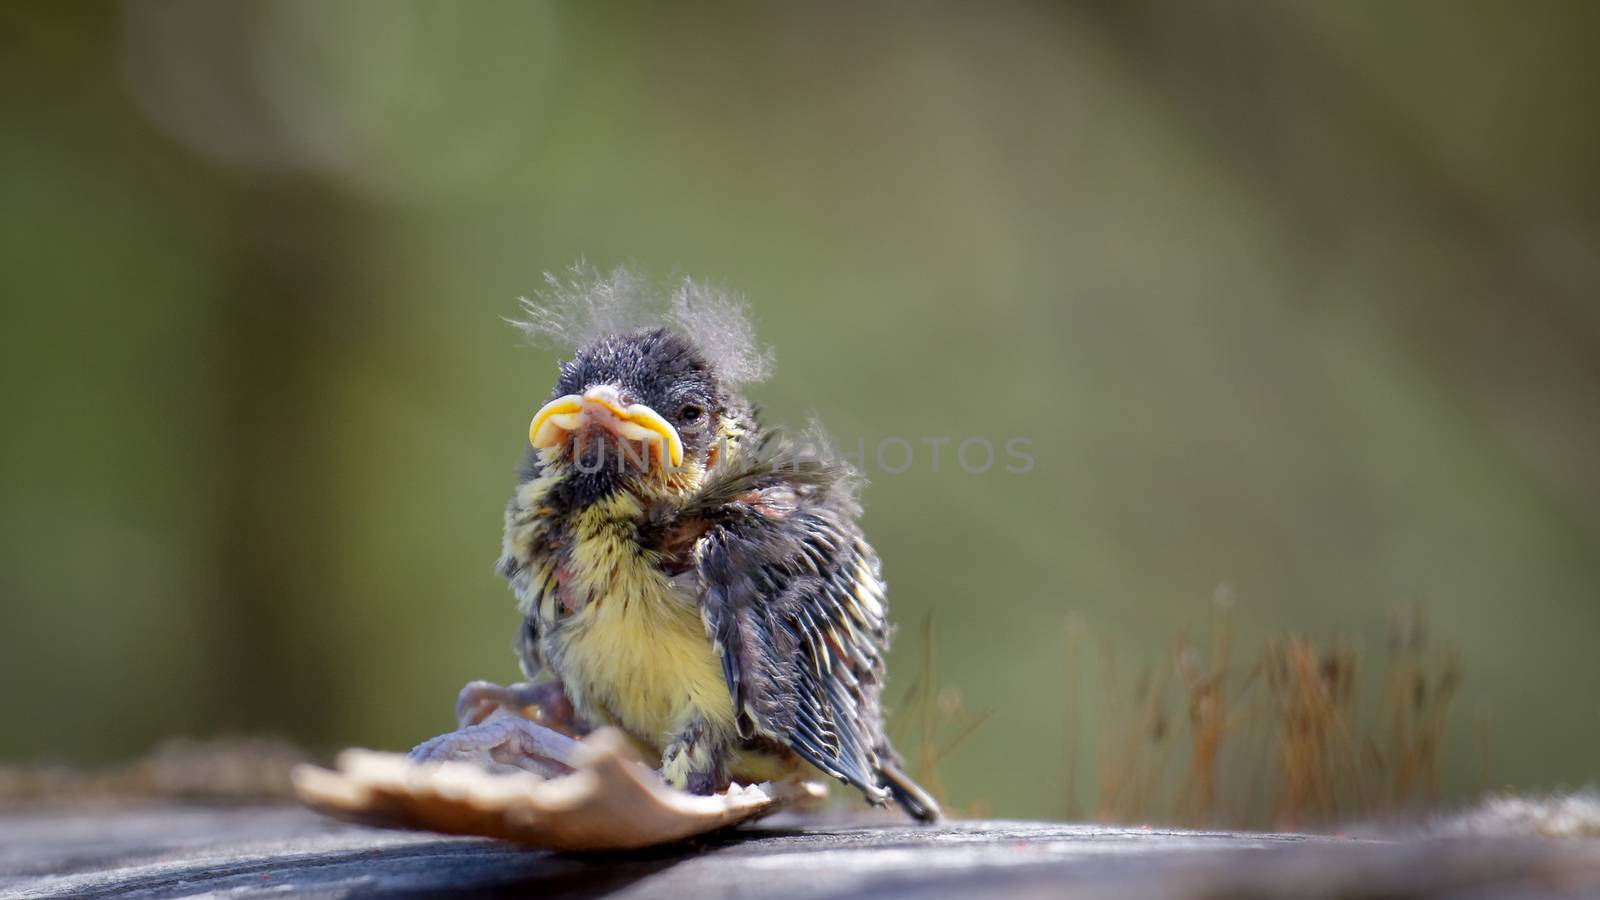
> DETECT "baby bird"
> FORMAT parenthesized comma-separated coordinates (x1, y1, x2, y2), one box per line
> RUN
(480, 271, 939, 822)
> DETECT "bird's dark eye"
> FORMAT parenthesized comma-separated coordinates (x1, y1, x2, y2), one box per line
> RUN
(678, 403, 704, 425)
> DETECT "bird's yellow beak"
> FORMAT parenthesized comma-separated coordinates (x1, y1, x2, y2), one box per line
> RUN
(529, 385, 685, 468)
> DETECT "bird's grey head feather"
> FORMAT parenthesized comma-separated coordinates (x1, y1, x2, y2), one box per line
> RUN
(512, 263, 773, 385)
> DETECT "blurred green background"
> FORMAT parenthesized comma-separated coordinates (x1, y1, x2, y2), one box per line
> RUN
(2, 1, 1597, 821)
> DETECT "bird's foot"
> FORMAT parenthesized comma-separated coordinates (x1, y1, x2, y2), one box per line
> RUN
(659, 717, 730, 795)
(408, 715, 584, 778)
(454, 679, 587, 734)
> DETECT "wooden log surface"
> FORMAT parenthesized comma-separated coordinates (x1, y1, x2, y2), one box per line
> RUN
(3, 806, 1599, 899)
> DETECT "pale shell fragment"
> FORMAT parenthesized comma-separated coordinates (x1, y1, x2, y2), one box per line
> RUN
(293, 726, 824, 851)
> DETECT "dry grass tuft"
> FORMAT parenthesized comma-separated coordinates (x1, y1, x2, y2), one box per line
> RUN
(1067, 598, 1467, 830)
(1265, 635, 1362, 825)
(1380, 606, 1462, 815)
(891, 613, 993, 817)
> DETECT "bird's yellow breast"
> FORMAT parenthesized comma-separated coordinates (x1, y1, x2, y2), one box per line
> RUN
(547, 494, 736, 751)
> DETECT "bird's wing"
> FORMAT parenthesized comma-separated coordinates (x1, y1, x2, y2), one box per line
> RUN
(693, 491, 894, 802)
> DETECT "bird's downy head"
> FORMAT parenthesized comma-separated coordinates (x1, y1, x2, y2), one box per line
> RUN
(530, 327, 750, 500)
(513, 267, 770, 506)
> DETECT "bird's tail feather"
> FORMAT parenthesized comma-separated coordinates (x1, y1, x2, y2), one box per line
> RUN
(879, 762, 942, 823)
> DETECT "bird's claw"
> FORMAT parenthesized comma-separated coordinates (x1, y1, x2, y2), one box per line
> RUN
(408, 715, 584, 778)
(454, 679, 586, 734)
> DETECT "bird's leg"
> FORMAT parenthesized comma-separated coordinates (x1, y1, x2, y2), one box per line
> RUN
(454, 679, 588, 736)
(659, 714, 733, 795)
